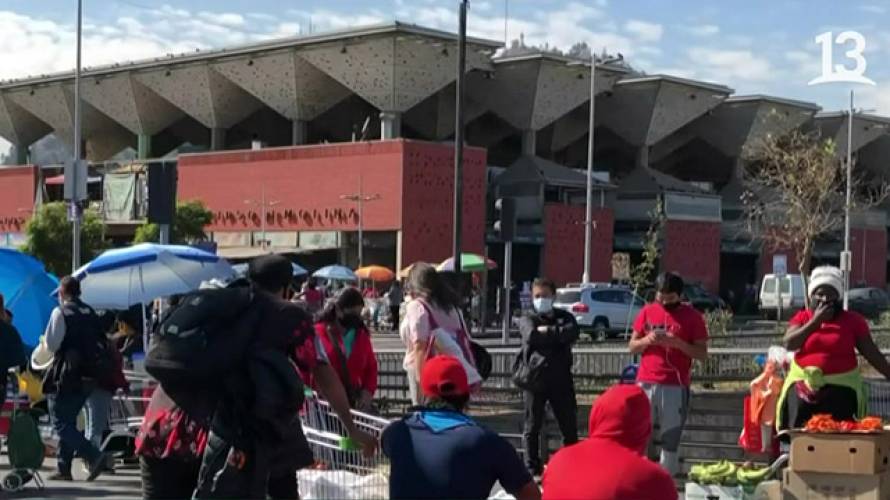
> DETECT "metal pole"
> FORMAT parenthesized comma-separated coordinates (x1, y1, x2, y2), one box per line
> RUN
(452, 0, 467, 276)
(844, 90, 854, 310)
(504, 0, 508, 47)
(261, 184, 267, 251)
(71, 0, 83, 273)
(159, 224, 170, 245)
(358, 175, 364, 268)
(502, 241, 512, 344)
(582, 54, 596, 284)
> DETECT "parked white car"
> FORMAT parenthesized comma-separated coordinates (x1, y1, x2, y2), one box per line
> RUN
(553, 284, 645, 341)
(759, 274, 806, 320)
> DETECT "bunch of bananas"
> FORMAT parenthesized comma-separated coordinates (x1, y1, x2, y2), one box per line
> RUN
(736, 465, 773, 489)
(688, 461, 738, 485)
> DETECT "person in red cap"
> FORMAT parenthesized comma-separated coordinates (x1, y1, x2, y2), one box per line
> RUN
(382, 355, 540, 500)
(542, 384, 677, 500)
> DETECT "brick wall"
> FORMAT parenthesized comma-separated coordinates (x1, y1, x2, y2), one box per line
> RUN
(662, 219, 721, 293)
(852, 227, 887, 288)
(543, 204, 614, 286)
(0, 166, 36, 233)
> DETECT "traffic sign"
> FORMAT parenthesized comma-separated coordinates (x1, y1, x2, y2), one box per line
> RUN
(773, 254, 787, 277)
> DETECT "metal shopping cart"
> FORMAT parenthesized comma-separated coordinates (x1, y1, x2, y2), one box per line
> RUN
(298, 391, 391, 500)
(866, 378, 890, 420)
(100, 370, 155, 466)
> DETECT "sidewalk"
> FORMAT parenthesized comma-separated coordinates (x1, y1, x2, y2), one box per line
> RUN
(1, 456, 141, 499)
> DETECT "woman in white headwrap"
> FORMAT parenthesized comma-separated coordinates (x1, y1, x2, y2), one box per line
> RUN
(777, 266, 890, 430)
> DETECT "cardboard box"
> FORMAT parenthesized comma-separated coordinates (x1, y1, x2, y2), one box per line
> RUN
(783, 469, 890, 499)
(685, 482, 744, 500)
(790, 432, 890, 474)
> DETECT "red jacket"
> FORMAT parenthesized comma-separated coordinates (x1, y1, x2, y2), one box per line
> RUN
(542, 385, 677, 500)
(313, 321, 378, 396)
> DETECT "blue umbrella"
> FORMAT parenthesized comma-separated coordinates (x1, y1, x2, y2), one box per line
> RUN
(73, 243, 236, 310)
(0, 249, 59, 347)
(233, 261, 308, 278)
(313, 265, 358, 282)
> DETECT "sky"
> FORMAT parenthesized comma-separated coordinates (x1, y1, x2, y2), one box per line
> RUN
(2, 0, 890, 153)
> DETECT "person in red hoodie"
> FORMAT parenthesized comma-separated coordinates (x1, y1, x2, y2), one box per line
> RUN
(314, 287, 379, 411)
(542, 384, 677, 500)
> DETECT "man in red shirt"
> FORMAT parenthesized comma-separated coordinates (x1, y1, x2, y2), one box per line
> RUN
(542, 384, 677, 500)
(629, 272, 708, 476)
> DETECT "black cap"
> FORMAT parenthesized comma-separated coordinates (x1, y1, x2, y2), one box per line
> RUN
(248, 255, 293, 293)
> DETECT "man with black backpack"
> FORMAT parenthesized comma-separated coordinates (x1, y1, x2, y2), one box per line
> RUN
(516, 277, 579, 477)
(192, 255, 376, 499)
(42, 277, 111, 482)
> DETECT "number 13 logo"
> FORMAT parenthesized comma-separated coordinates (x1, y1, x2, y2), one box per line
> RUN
(808, 31, 876, 86)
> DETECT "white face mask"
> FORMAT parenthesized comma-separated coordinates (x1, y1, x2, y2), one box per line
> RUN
(533, 297, 554, 314)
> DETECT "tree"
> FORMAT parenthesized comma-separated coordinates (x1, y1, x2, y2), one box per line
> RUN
(133, 200, 213, 244)
(741, 126, 889, 288)
(22, 202, 108, 276)
(629, 197, 665, 294)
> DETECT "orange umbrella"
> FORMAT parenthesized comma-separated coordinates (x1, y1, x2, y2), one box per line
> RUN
(355, 265, 396, 282)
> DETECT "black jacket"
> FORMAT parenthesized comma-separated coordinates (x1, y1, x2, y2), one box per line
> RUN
(43, 299, 112, 394)
(519, 307, 579, 377)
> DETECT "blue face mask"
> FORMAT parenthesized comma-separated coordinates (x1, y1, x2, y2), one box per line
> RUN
(534, 297, 554, 314)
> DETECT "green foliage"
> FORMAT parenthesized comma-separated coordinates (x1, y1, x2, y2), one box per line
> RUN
(133, 200, 213, 245)
(22, 202, 108, 277)
(704, 308, 734, 337)
(630, 198, 665, 294)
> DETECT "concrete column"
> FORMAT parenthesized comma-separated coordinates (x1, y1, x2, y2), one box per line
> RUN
(380, 111, 402, 140)
(521, 129, 537, 156)
(636, 145, 650, 168)
(13, 145, 28, 165)
(137, 134, 152, 159)
(291, 119, 308, 145)
(210, 127, 226, 151)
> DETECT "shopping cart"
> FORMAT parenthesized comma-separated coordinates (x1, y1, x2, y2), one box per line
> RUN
(298, 391, 391, 500)
(866, 378, 890, 420)
(100, 370, 155, 466)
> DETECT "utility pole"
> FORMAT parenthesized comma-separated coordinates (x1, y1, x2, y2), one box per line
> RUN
(452, 0, 468, 276)
(244, 184, 280, 252)
(71, 0, 84, 272)
(843, 90, 854, 310)
(341, 174, 381, 268)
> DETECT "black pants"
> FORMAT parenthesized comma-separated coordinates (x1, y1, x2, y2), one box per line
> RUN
(194, 432, 299, 500)
(781, 384, 859, 431)
(140, 456, 201, 500)
(523, 377, 578, 471)
(389, 306, 400, 327)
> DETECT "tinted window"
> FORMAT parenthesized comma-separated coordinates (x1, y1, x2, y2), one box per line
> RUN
(763, 278, 776, 294)
(591, 291, 612, 303)
(556, 290, 581, 303)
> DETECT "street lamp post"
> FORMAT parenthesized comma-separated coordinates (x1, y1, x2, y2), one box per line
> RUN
(244, 184, 280, 251)
(843, 90, 855, 311)
(571, 52, 623, 284)
(71, 0, 84, 273)
(341, 175, 381, 268)
(452, 0, 468, 277)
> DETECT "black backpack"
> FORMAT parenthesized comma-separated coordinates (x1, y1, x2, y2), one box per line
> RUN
(145, 285, 256, 390)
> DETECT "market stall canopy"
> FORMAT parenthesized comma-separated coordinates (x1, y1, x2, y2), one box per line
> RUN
(0, 249, 58, 347)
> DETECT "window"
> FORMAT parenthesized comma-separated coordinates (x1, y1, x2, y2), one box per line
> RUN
(763, 278, 776, 294)
(591, 291, 611, 304)
(557, 290, 581, 304)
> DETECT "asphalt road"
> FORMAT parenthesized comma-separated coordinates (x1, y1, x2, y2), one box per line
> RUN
(1, 456, 142, 499)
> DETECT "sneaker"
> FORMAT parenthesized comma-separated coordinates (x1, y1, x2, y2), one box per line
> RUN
(49, 472, 73, 481)
(86, 452, 110, 482)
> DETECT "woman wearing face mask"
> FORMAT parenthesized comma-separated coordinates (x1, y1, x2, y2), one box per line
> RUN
(314, 287, 378, 411)
(777, 266, 890, 431)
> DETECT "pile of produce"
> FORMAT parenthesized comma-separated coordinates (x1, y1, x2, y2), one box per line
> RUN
(803, 414, 883, 433)
(688, 461, 772, 487)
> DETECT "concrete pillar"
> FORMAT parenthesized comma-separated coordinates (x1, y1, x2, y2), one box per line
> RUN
(13, 145, 28, 165)
(137, 134, 152, 159)
(292, 120, 308, 145)
(521, 129, 537, 156)
(380, 111, 402, 140)
(636, 145, 650, 168)
(210, 128, 226, 151)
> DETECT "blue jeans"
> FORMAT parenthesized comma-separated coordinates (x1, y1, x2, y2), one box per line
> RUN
(49, 387, 102, 475)
(85, 388, 113, 450)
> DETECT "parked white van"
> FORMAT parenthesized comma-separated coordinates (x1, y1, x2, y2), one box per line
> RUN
(759, 274, 806, 320)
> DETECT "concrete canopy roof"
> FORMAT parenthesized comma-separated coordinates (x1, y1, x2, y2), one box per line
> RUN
(814, 112, 890, 156)
(651, 94, 820, 164)
(0, 95, 51, 148)
(469, 53, 627, 132)
(0, 22, 501, 147)
(598, 75, 733, 147)
(618, 165, 710, 195)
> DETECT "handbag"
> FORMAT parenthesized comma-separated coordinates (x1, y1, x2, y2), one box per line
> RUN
(512, 345, 548, 393)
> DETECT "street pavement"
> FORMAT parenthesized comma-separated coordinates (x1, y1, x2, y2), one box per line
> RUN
(0, 456, 142, 499)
